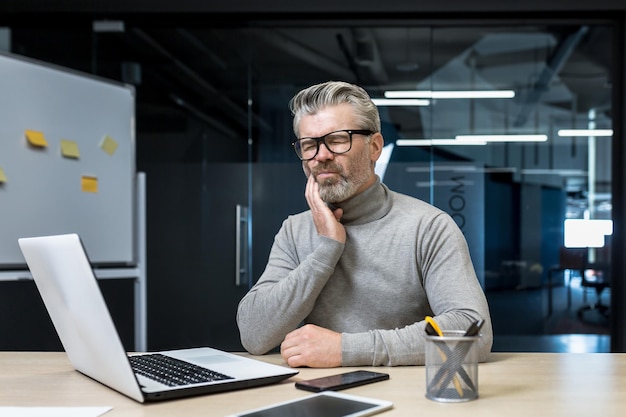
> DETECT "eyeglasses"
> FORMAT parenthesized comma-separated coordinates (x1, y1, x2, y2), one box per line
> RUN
(292, 129, 373, 161)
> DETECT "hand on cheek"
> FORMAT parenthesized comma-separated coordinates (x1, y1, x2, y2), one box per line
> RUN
(305, 175, 346, 243)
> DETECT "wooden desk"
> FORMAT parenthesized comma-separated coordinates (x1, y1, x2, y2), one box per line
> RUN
(1, 352, 625, 416)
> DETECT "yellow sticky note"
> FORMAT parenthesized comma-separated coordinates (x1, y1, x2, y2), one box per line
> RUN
(100, 135, 118, 156)
(25, 129, 48, 147)
(0, 167, 7, 183)
(60, 139, 80, 159)
(81, 176, 98, 193)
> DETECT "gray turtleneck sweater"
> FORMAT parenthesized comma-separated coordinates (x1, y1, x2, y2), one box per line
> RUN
(236, 178, 493, 366)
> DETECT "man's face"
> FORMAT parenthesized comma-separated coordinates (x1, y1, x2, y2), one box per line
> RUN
(298, 103, 382, 203)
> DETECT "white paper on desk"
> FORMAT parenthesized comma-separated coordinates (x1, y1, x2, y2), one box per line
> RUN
(0, 406, 112, 417)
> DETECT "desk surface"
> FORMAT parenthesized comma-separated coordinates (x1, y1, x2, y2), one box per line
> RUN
(1, 352, 625, 416)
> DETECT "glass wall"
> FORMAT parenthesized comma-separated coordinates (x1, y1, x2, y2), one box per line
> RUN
(250, 22, 614, 351)
(0, 17, 616, 351)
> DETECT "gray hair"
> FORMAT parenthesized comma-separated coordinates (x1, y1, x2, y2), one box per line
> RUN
(289, 81, 381, 136)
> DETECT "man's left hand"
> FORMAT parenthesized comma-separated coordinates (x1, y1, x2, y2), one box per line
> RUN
(280, 324, 342, 368)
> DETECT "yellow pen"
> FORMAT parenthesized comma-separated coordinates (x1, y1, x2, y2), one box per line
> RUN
(425, 316, 464, 397)
(425, 316, 443, 336)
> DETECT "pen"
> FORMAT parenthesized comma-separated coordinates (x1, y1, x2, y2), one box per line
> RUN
(428, 319, 485, 397)
(463, 319, 485, 337)
(424, 316, 443, 337)
(424, 316, 464, 397)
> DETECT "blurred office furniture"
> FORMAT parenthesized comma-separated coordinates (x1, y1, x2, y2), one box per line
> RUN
(547, 247, 586, 316)
(577, 246, 611, 320)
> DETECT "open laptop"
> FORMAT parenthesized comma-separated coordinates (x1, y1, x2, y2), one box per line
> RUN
(18, 233, 298, 403)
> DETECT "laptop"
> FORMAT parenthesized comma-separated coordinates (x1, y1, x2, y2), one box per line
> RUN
(18, 233, 298, 403)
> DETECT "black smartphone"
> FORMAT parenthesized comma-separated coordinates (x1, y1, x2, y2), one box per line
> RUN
(295, 370, 390, 392)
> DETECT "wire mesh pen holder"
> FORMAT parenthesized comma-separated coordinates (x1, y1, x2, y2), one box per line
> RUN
(425, 330, 480, 402)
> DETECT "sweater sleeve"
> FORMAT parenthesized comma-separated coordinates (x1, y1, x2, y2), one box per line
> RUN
(236, 217, 344, 354)
(342, 213, 493, 366)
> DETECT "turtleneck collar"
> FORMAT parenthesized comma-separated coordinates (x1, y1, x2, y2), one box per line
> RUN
(333, 176, 393, 225)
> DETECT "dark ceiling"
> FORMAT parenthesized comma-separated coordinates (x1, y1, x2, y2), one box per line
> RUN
(6, 18, 615, 150)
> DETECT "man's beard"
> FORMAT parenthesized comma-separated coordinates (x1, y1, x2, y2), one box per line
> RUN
(312, 150, 372, 203)
(316, 168, 356, 203)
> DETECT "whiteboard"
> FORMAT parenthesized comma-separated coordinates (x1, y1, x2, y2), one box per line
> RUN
(0, 52, 135, 266)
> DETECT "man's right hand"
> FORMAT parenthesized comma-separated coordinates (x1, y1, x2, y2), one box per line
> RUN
(305, 175, 346, 243)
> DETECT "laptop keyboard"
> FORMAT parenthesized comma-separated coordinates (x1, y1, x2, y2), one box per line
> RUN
(129, 353, 234, 387)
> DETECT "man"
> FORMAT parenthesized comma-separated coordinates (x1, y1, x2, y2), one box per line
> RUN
(237, 81, 492, 368)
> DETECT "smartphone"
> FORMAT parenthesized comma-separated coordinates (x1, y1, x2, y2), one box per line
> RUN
(295, 370, 390, 392)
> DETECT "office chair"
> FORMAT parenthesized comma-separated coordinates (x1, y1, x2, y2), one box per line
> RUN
(547, 247, 586, 316)
(576, 246, 610, 320)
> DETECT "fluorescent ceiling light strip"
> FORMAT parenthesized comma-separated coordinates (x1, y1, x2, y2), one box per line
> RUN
(396, 139, 486, 146)
(406, 166, 518, 173)
(557, 129, 613, 137)
(456, 134, 548, 142)
(385, 90, 515, 99)
(372, 98, 430, 106)
(520, 169, 587, 176)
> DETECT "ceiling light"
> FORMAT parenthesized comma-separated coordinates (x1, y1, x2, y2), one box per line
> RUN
(396, 139, 486, 146)
(93, 20, 125, 33)
(557, 129, 613, 137)
(456, 134, 547, 142)
(371, 98, 430, 106)
(384, 90, 515, 99)
(520, 169, 587, 176)
(396, 62, 420, 72)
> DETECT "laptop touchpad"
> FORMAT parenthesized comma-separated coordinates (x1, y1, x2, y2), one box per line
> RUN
(190, 354, 240, 366)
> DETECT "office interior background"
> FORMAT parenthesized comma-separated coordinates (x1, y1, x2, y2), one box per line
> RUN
(0, 1, 625, 354)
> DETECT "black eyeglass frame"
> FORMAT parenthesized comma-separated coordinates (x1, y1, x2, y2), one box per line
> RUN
(291, 129, 374, 161)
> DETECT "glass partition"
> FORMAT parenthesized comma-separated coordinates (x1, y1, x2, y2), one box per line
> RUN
(251, 22, 614, 351)
(2, 17, 615, 352)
